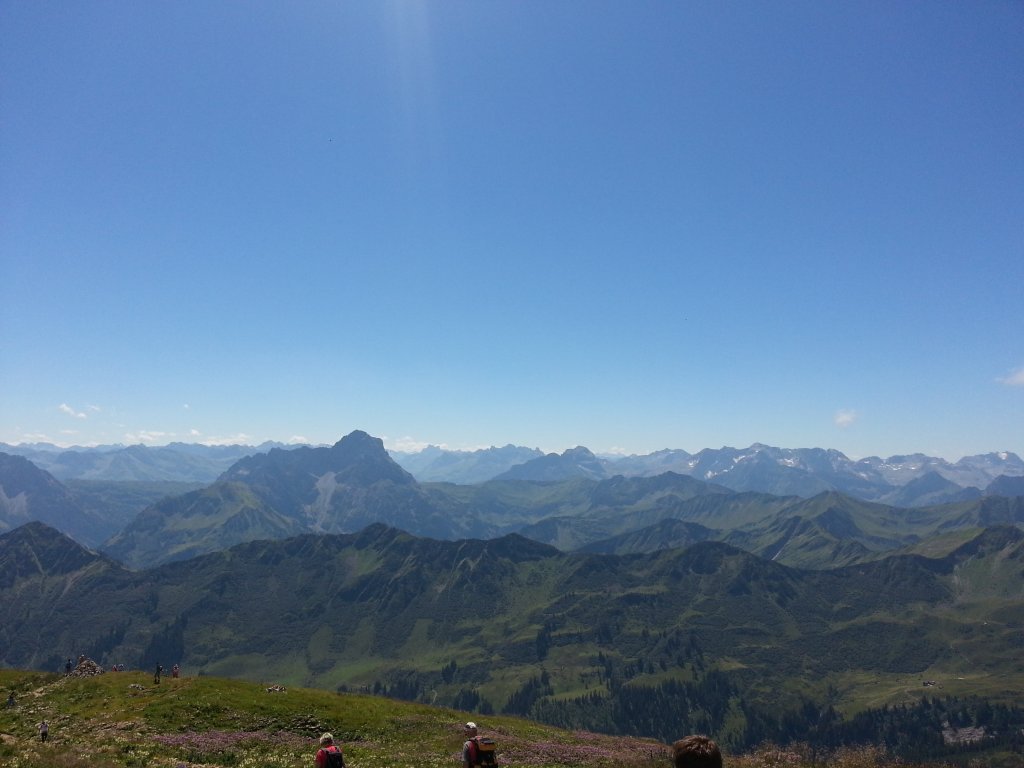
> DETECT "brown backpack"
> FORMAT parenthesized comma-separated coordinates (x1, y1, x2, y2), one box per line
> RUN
(469, 736, 497, 766)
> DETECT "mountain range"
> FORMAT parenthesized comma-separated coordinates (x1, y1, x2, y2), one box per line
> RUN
(3, 428, 1024, 756)
(0, 440, 289, 482)
(4, 438, 1021, 506)
(2, 431, 1024, 571)
(482, 444, 1023, 506)
(3, 518, 1023, 751)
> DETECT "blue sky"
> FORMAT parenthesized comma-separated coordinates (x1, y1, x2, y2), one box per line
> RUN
(2, 1, 1022, 460)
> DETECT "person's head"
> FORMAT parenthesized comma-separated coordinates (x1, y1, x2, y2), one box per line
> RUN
(671, 735, 722, 768)
(464, 721, 478, 737)
(319, 733, 334, 746)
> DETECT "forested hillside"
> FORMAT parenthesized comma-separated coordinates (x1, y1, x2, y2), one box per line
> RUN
(3, 520, 1023, 761)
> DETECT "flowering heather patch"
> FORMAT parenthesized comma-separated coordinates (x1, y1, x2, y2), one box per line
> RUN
(150, 728, 311, 766)
(729, 744, 807, 768)
(484, 727, 667, 766)
(729, 742, 916, 768)
(166, 759, 311, 768)
(154, 728, 308, 751)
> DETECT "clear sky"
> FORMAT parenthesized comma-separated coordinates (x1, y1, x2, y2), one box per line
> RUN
(2, 1, 1022, 460)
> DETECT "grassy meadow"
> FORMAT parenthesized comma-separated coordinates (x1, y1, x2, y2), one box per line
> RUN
(0, 668, 992, 768)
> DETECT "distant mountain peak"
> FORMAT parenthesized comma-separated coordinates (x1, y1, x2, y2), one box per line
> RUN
(332, 429, 378, 449)
(495, 444, 608, 482)
(563, 445, 596, 459)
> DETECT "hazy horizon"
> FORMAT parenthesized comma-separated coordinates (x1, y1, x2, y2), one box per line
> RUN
(3, 431, 1021, 465)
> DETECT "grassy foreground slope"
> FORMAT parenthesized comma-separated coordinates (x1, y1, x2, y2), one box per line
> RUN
(0, 669, 945, 768)
(0, 668, 663, 768)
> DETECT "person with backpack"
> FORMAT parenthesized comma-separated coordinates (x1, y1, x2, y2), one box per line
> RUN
(315, 732, 345, 767)
(462, 722, 497, 767)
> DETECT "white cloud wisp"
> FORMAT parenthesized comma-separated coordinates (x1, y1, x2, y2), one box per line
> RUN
(997, 367, 1024, 387)
(834, 409, 858, 429)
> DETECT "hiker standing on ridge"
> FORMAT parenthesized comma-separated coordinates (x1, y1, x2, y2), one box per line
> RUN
(38, 720, 48, 742)
(315, 732, 345, 767)
(672, 735, 722, 768)
(153, 664, 163, 684)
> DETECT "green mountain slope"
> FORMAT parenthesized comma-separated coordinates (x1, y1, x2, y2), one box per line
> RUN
(587, 491, 1024, 569)
(103, 481, 305, 566)
(4, 521, 1023, 752)
(579, 518, 716, 555)
(64, 479, 204, 538)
